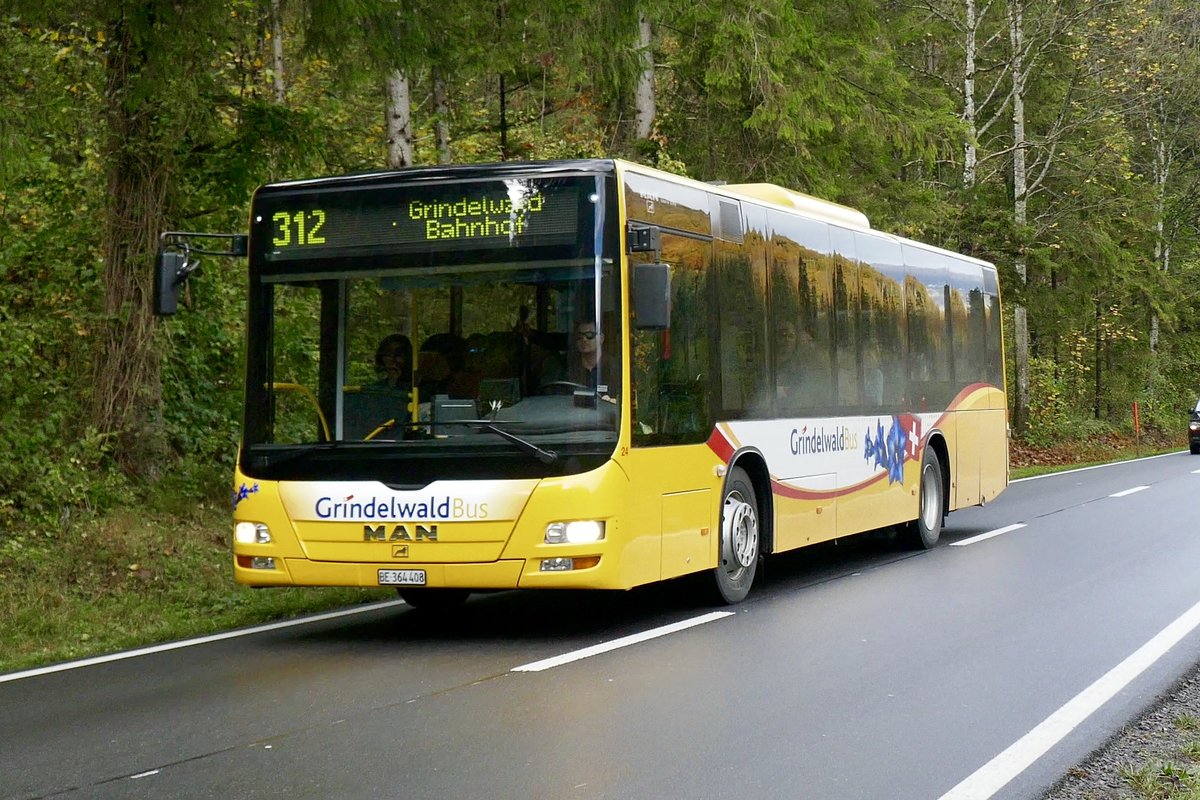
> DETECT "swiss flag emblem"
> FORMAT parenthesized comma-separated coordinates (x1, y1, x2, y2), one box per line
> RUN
(899, 414, 923, 461)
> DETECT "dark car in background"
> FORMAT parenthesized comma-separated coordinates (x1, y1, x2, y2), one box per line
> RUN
(1190, 398, 1200, 454)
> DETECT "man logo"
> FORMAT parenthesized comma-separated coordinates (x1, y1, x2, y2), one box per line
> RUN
(363, 524, 438, 542)
(392, 545, 409, 558)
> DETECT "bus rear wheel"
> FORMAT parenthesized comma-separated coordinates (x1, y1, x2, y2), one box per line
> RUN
(901, 447, 944, 550)
(397, 588, 471, 611)
(713, 466, 759, 604)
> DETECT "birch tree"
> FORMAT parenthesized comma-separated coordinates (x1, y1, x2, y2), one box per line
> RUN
(270, 0, 287, 104)
(634, 9, 656, 141)
(385, 70, 415, 168)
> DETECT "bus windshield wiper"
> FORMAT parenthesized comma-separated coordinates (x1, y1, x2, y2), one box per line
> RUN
(465, 420, 558, 464)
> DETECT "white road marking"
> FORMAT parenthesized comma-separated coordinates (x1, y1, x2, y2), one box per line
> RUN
(512, 611, 735, 672)
(950, 524, 1026, 547)
(937, 596, 1200, 800)
(1191, 469, 1200, 474)
(1011, 451, 1180, 483)
(129, 770, 160, 780)
(1109, 486, 1149, 498)
(0, 600, 408, 685)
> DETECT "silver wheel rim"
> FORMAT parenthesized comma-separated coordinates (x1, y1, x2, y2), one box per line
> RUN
(722, 490, 759, 575)
(920, 463, 940, 531)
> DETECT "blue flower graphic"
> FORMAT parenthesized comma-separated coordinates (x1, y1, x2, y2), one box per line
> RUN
(862, 417, 910, 485)
(233, 482, 260, 509)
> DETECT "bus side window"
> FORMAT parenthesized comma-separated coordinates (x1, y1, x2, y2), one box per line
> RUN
(631, 235, 711, 444)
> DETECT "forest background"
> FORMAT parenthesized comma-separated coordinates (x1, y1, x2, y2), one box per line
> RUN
(1, 0, 1199, 665)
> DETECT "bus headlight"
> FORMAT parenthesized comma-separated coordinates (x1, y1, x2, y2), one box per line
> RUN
(235, 522, 272, 544)
(545, 520, 605, 544)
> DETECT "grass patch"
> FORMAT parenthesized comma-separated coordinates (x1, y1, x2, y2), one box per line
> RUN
(1121, 761, 1200, 799)
(0, 501, 390, 674)
(1010, 445, 1183, 481)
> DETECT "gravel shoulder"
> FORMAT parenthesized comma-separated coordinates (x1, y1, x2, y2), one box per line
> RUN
(1043, 663, 1200, 799)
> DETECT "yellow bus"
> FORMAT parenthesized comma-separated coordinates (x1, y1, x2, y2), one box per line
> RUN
(184, 158, 1007, 607)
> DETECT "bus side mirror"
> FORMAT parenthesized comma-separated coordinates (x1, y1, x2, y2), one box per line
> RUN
(154, 250, 188, 316)
(633, 262, 671, 330)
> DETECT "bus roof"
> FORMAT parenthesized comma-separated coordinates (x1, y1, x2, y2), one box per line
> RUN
(614, 159, 871, 230)
(256, 160, 867, 233)
(253, 159, 619, 196)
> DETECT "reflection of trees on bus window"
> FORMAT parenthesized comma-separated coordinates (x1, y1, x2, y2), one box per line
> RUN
(715, 241, 767, 417)
(984, 268, 1003, 389)
(856, 234, 907, 410)
(830, 227, 858, 408)
(631, 235, 711, 445)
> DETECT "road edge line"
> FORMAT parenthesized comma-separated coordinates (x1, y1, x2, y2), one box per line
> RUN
(937, 596, 1200, 800)
(0, 599, 407, 684)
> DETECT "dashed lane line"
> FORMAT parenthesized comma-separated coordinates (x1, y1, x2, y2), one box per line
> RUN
(512, 611, 735, 672)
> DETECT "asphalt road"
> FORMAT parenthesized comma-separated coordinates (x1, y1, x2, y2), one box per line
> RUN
(5, 452, 1200, 800)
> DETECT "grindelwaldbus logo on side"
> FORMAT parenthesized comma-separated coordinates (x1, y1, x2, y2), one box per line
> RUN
(314, 495, 489, 521)
(790, 425, 859, 456)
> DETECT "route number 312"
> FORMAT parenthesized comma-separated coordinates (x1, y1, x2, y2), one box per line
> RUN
(272, 210, 326, 247)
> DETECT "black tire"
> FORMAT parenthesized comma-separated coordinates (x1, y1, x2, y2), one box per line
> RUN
(1190, 443, 1200, 455)
(901, 447, 944, 550)
(397, 587, 471, 611)
(713, 466, 760, 604)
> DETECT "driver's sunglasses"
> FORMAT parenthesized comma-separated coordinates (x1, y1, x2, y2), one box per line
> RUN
(577, 330, 598, 340)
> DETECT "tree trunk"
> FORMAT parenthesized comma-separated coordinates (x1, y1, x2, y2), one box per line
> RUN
(962, 0, 978, 188)
(92, 8, 169, 476)
(634, 11, 655, 141)
(1009, 0, 1030, 434)
(433, 68, 452, 164)
(385, 69, 414, 168)
(499, 73, 510, 160)
(1094, 300, 1102, 419)
(1149, 136, 1169, 352)
(270, 0, 286, 104)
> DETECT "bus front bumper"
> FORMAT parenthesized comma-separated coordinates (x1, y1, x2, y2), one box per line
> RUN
(234, 555, 617, 590)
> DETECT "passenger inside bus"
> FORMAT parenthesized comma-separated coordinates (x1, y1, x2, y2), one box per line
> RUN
(416, 333, 464, 399)
(373, 333, 413, 392)
(341, 333, 413, 439)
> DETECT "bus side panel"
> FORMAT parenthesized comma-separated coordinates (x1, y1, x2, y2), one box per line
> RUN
(661, 489, 713, 579)
(623, 443, 723, 581)
(953, 410, 983, 509)
(979, 404, 1009, 505)
(772, 473, 837, 552)
(835, 458, 918, 537)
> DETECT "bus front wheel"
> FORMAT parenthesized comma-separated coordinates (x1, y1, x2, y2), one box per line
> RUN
(713, 466, 760, 604)
(902, 447, 944, 549)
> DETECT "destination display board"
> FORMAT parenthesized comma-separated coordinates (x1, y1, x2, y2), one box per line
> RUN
(251, 177, 588, 263)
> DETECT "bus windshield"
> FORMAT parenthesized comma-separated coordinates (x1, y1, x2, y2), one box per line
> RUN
(240, 171, 621, 485)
